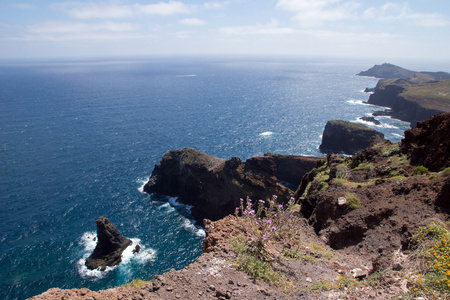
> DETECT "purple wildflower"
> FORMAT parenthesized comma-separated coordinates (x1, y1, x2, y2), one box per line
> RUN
(286, 212, 291, 218)
(274, 214, 278, 217)
(272, 226, 277, 232)
(245, 227, 249, 231)
(272, 195, 278, 199)
(263, 236, 268, 242)
(254, 221, 259, 226)
(235, 207, 239, 211)
(270, 201, 274, 205)
(266, 220, 272, 225)
(278, 204, 284, 210)
(240, 198, 244, 202)
(259, 199, 265, 203)
(290, 197, 295, 202)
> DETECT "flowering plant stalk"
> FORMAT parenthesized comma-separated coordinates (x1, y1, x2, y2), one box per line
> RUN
(235, 195, 298, 261)
(336, 168, 351, 180)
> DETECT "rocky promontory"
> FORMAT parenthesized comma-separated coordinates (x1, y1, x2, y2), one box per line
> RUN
(357, 63, 450, 82)
(85, 217, 132, 271)
(358, 64, 450, 125)
(367, 78, 450, 125)
(319, 120, 384, 155)
(143, 148, 292, 223)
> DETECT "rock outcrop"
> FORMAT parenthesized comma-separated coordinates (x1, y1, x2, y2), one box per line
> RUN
(359, 116, 381, 125)
(299, 112, 450, 272)
(85, 217, 132, 271)
(144, 148, 292, 223)
(401, 112, 450, 172)
(368, 79, 447, 125)
(319, 120, 384, 155)
(264, 152, 326, 188)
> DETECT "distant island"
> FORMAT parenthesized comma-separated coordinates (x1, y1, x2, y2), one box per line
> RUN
(358, 63, 450, 125)
(357, 62, 450, 82)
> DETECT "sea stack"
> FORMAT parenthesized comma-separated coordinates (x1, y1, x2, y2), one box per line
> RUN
(319, 120, 384, 155)
(85, 217, 132, 271)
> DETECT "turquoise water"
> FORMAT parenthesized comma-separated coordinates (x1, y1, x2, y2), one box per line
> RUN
(0, 56, 409, 299)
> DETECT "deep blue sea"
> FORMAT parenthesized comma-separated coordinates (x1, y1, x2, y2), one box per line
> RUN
(0, 56, 411, 299)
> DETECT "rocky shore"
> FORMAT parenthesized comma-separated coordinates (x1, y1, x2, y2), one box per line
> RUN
(32, 112, 450, 299)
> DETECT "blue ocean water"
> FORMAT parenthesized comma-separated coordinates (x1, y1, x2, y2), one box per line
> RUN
(0, 56, 410, 299)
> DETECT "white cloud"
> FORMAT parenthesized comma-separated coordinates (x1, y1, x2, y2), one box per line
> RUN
(12, 3, 37, 10)
(54, 3, 134, 19)
(220, 19, 295, 35)
(179, 18, 205, 26)
(277, 0, 449, 28)
(363, 2, 449, 28)
(54, 1, 193, 19)
(25, 21, 141, 40)
(276, 0, 359, 27)
(203, 1, 229, 10)
(134, 1, 192, 16)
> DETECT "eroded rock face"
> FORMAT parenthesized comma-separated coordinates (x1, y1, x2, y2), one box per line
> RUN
(401, 112, 450, 172)
(319, 120, 384, 155)
(144, 148, 292, 223)
(85, 217, 132, 271)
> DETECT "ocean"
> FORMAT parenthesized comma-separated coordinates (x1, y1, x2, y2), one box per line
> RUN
(0, 56, 410, 299)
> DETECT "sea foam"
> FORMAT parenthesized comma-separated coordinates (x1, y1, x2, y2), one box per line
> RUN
(259, 131, 274, 136)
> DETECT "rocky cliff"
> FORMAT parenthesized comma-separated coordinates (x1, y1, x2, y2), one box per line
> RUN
(143, 148, 292, 223)
(368, 78, 450, 125)
(319, 120, 384, 155)
(32, 113, 450, 300)
(401, 112, 450, 172)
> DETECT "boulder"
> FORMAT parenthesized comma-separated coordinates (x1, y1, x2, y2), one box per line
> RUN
(85, 217, 132, 271)
(144, 148, 292, 223)
(319, 120, 384, 155)
(360, 116, 381, 125)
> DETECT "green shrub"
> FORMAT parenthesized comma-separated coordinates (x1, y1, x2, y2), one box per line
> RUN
(124, 279, 149, 288)
(344, 193, 362, 209)
(231, 234, 285, 286)
(413, 166, 429, 175)
(440, 167, 450, 175)
(410, 222, 450, 298)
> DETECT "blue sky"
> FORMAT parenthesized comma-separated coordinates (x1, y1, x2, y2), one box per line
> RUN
(1, 0, 449, 61)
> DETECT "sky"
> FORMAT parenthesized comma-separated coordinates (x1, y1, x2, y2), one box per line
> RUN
(1, 0, 450, 62)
